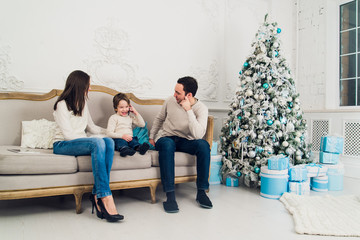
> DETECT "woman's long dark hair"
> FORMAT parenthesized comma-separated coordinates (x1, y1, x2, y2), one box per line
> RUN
(54, 70, 90, 116)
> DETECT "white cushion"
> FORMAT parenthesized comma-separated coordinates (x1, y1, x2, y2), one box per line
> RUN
(21, 119, 57, 149)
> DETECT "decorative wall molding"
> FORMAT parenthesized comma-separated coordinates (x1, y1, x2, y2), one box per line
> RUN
(0, 45, 24, 91)
(85, 20, 152, 94)
(191, 60, 219, 101)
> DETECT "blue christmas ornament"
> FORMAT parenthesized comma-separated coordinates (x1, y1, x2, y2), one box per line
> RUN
(255, 146, 264, 153)
(272, 135, 276, 142)
(244, 62, 249, 67)
(288, 102, 293, 108)
(274, 50, 279, 57)
(237, 116, 242, 120)
(254, 167, 260, 174)
(277, 28, 281, 33)
(262, 83, 269, 89)
(239, 70, 242, 75)
(267, 119, 273, 126)
(237, 171, 242, 177)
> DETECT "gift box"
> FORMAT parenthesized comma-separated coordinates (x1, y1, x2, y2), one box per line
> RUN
(225, 176, 239, 187)
(319, 151, 339, 164)
(267, 155, 289, 170)
(288, 165, 308, 182)
(288, 180, 310, 195)
(324, 162, 345, 191)
(209, 155, 222, 185)
(306, 163, 328, 177)
(320, 136, 344, 154)
(211, 141, 218, 156)
(311, 176, 328, 192)
(260, 166, 288, 199)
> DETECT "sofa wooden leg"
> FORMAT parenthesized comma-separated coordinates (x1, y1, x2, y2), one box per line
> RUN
(149, 182, 159, 204)
(74, 190, 84, 214)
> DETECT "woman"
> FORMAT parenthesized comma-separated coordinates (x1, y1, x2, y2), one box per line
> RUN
(53, 70, 123, 222)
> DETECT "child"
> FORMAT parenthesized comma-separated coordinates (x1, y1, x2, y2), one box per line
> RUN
(107, 93, 150, 157)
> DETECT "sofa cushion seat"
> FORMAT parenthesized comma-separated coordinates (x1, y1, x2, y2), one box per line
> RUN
(77, 151, 152, 172)
(150, 150, 196, 167)
(0, 146, 77, 174)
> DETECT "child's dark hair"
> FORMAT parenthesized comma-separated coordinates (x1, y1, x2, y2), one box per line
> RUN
(113, 93, 130, 112)
(177, 76, 198, 97)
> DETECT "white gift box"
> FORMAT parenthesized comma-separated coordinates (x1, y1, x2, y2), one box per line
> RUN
(306, 163, 328, 177)
(289, 180, 310, 195)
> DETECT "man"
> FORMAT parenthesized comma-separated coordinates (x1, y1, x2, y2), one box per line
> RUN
(149, 76, 212, 213)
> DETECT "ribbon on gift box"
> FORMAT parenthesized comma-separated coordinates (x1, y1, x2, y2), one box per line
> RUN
(306, 163, 328, 177)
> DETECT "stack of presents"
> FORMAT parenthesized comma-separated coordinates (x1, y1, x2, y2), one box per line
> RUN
(260, 136, 345, 199)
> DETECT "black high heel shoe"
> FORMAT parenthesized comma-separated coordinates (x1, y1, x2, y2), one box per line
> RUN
(97, 198, 124, 222)
(89, 194, 103, 219)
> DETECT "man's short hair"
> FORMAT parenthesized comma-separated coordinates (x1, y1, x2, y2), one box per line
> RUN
(177, 76, 198, 97)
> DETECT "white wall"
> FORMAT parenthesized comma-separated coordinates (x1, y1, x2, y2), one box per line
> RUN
(0, 0, 296, 100)
(0, 0, 297, 139)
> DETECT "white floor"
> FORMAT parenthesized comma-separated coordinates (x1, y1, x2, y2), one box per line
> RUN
(1, 177, 359, 240)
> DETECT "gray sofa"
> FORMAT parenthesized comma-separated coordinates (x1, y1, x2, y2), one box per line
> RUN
(0, 85, 213, 213)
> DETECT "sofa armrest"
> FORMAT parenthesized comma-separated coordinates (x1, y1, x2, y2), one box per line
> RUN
(204, 116, 214, 149)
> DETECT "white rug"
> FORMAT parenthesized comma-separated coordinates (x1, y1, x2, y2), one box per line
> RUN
(280, 192, 360, 237)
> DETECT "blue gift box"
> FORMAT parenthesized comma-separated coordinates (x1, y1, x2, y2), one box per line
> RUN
(260, 166, 288, 199)
(211, 141, 218, 156)
(311, 176, 328, 192)
(319, 151, 339, 164)
(225, 176, 239, 187)
(209, 155, 222, 185)
(288, 180, 310, 195)
(288, 165, 308, 182)
(324, 162, 344, 191)
(320, 136, 344, 154)
(268, 155, 289, 170)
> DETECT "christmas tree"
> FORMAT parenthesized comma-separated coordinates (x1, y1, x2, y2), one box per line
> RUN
(220, 14, 312, 188)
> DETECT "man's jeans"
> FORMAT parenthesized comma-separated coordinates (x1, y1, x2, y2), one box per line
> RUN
(53, 137, 114, 198)
(113, 136, 140, 151)
(155, 136, 210, 192)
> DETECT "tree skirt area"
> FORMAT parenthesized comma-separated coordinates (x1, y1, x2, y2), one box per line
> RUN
(279, 192, 360, 237)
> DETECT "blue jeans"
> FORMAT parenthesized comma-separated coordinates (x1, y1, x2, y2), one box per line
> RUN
(53, 137, 114, 198)
(155, 136, 210, 192)
(113, 136, 140, 151)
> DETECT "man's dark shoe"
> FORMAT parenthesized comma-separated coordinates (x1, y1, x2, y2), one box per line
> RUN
(163, 200, 179, 213)
(196, 190, 213, 209)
